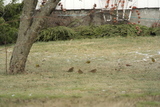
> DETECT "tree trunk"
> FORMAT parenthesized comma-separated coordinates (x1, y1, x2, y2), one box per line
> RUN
(9, 0, 60, 74)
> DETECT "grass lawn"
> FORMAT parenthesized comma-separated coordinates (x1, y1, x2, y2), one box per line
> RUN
(0, 36, 160, 107)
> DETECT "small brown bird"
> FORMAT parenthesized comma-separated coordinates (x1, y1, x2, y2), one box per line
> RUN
(89, 69, 97, 73)
(151, 57, 155, 62)
(86, 60, 91, 64)
(36, 64, 40, 67)
(78, 69, 83, 74)
(126, 64, 132, 66)
(67, 67, 74, 72)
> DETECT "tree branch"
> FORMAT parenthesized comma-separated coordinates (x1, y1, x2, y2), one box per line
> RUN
(27, 0, 60, 41)
(30, 0, 60, 33)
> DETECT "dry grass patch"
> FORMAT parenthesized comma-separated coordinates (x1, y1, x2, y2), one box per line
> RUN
(0, 36, 160, 107)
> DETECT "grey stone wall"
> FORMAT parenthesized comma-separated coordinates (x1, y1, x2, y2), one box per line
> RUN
(45, 8, 160, 27)
(130, 8, 160, 27)
(49, 9, 129, 27)
(44, 10, 106, 27)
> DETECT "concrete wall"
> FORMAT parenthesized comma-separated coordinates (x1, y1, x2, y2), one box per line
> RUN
(130, 8, 160, 27)
(47, 10, 105, 27)
(48, 8, 160, 27)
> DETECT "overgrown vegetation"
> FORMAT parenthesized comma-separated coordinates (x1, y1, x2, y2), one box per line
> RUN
(150, 22, 160, 36)
(0, 1, 23, 45)
(3, 2, 23, 28)
(37, 26, 76, 41)
(0, 17, 18, 44)
(37, 24, 159, 41)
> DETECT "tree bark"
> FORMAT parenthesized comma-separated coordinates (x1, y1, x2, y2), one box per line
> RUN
(9, 0, 60, 74)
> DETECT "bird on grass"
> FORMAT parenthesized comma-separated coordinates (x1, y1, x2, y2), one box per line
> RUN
(36, 64, 40, 67)
(89, 69, 97, 73)
(86, 60, 91, 64)
(78, 69, 83, 74)
(151, 57, 155, 62)
(126, 64, 132, 66)
(67, 67, 74, 72)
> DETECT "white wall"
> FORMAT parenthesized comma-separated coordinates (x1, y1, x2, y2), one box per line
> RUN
(134, 0, 160, 8)
(55, 0, 104, 10)
(3, 0, 105, 10)
(3, 0, 160, 9)
(3, 0, 23, 5)
(100, 0, 160, 9)
(3, 0, 12, 5)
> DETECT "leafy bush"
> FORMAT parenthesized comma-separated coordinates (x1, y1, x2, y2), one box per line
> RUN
(3, 2, 23, 28)
(0, 2, 24, 45)
(0, 17, 18, 45)
(94, 24, 121, 37)
(74, 24, 151, 39)
(38, 26, 76, 41)
(37, 24, 155, 42)
(0, 0, 4, 16)
(149, 27, 160, 36)
(74, 26, 97, 39)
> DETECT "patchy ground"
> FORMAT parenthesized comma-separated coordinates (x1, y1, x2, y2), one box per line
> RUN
(0, 37, 160, 107)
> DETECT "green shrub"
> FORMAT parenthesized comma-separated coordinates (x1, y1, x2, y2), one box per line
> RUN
(97, 24, 151, 37)
(38, 26, 76, 41)
(37, 24, 153, 42)
(0, 17, 18, 45)
(94, 24, 120, 37)
(0, 0, 4, 17)
(149, 27, 160, 36)
(3, 2, 23, 28)
(74, 24, 151, 39)
(74, 26, 97, 39)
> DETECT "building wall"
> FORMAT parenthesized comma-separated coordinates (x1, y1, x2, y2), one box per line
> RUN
(136, 0, 160, 8)
(130, 8, 160, 27)
(3, 0, 23, 5)
(56, 0, 134, 10)
(36, 0, 134, 10)
(49, 10, 105, 27)
(56, 0, 104, 10)
(3, 0, 160, 27)
(4, 0, 160, 9)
